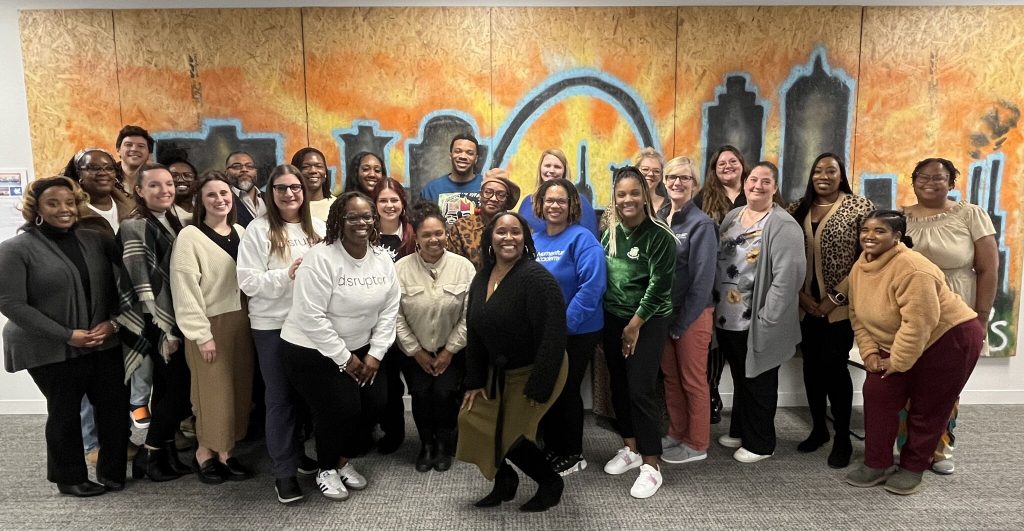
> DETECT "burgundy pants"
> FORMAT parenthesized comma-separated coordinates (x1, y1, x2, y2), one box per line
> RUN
(863, 320, 983, 472)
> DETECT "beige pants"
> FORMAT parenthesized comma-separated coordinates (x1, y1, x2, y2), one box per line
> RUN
(184, 309, 255, 453)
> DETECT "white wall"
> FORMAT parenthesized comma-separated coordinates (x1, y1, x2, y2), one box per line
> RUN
(2, 0, 1022, 413)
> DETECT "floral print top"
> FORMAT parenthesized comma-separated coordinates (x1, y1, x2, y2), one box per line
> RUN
(714, 211, 770, 331)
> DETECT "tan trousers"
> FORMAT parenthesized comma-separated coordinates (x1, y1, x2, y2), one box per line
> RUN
(184, 309, 255, 453)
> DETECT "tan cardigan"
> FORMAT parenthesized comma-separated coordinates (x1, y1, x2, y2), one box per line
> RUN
(848, 243, 976, 373)
(170, 224, 246, 344)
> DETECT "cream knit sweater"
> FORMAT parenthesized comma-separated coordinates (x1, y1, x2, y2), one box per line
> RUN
(848, 242, 976, 373)
(170, 224, 247, 344)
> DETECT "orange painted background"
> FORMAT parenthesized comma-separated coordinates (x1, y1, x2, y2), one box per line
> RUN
(18, 6, 1024, 356)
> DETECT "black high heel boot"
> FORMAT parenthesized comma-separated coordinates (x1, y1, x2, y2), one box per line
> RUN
(162, 441, 194, 475)
(474, 463, 519, 508)
(132, 446, 182, 482)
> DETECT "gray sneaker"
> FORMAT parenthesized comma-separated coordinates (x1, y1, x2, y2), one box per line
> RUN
(845, 463, 896, 487)
(661, 435, 681, 450)
(661, 443, 707, 464)
(884, 468, 923, 495)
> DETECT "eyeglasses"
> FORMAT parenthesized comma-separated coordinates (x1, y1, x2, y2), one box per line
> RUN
(227, 163, 257, 172)
(543, 198, 568, 206)
(79, 164, 116, 174)
(272, 184, 304, 194)
(480, 189, 508, 201)
(638, 167, 662, 177)
(343, 214, 375, 224)
(664, 174, 695, 182)
(171, 171, 195, 180)
(912, 173, 950, 184)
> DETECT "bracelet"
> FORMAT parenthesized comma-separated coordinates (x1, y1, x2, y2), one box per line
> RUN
(108, 319, 121, 333)
(338, 359, 349, 373)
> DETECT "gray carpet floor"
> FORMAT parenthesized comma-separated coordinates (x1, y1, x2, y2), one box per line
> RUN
(0, 405, 1021, 530)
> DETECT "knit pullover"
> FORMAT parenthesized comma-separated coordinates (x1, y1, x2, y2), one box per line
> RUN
(848, 242, 977, 373)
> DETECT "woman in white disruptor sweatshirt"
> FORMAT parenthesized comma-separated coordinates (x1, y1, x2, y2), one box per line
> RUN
(236, 165, 325, 505)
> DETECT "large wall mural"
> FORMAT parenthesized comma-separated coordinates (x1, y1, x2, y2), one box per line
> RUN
(18, 6, 1023, 356)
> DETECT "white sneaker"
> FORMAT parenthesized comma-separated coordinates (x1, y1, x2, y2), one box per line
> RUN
(931, 459, 955, 475)
(315, 469, 349, 500)
(603, 446, 642, 475)
(661, 435, 681, 450)
(629, 464, 663, 499)
(733, 447, 772, 463)
(338, 462, 367, 490)
(718, 434, 742, 448)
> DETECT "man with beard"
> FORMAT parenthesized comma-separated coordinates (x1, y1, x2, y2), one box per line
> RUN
(225, 151, 266, 227)
(116, 125, 154, 193)
(419, 133, 483, 224)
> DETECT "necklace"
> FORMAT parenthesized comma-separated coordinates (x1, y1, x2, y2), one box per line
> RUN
(491, 265, 512, 291)
(742, 206, 770, 227)
(813, 200, 836, 206)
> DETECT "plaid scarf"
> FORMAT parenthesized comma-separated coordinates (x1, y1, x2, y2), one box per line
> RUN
(115, 216, 178, 383)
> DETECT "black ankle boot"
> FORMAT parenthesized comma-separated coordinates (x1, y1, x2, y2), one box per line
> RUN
(710, 388, 723, 425)
(132, 446, 182, 482)
(415, 442, 437, 473)
(474, 464, 519, 508)
(434, 431, 453, 472)
(161, 441, 194, 475)
(828, 435, 853, 469)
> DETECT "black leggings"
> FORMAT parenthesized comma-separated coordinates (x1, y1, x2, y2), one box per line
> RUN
(143, 316, 192, 446)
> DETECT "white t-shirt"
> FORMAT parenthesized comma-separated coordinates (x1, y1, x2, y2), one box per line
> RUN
(280, 242, 400, 365)
(237, 217, 327, 330)
(88, 203, 120, 234)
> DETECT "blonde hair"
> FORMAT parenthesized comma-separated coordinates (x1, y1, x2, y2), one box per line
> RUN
(633, 147, 665, 168)
(536, 148, 571, 186)
(20, 176, 90, 228)
(664, 156, 701, 194)
(604, 166, 675, 257)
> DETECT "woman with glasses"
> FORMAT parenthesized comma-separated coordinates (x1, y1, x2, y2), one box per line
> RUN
(518, 148, 599, 237)
(170, 173, 256, 484)
(692, 145, 749, 424)
(63, 148, 132, 237)
(657, 157, 718, 466)
(900, 158, 998, 475)
(446, 172, 520, 270)
(237, 165, 325, 504)
(787, 153, 873, 468)
(713, 162, 804, 465)
(635, 148, 667, 215)
(291, 147, 335, 222)
(532, 179, 607, 477)
(278, 192, 400, 501)
(600, 167, 677, 499)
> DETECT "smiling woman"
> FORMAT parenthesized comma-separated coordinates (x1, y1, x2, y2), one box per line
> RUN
(62, 147, 132, 236)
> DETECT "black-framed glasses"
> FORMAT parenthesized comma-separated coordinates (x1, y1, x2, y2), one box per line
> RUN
(343, 214, 375, 224)
(272, 184, 304, 194)
(171, 171, 196, 181)
(543, 198, 568, 206)
(664, 174, 695, 182)
(227, 163, 257, 172)
(480, 189, 508, 201)
(912, 173, 950, 184)
(638, 167, 663, 177)
(79, 164, 116, 174)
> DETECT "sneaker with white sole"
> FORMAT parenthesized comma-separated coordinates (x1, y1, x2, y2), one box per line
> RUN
(661, 443, 707, 464)
(661, 435, 681, 450)
(930, 458, 955, 475)
(603, 446, 642, 475)
(338, 462, 367, 490)
(718, 434, 742, 448)
(733, 447, 772, 463)
(552, 454, 587, 477)
(629, 464, 663, 499)
(315, 469, 349, 501)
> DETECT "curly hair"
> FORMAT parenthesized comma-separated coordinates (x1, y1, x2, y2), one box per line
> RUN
(532, 178, 582, 226)
(20, 176, 90, 230)
(324, 191, 381, 247)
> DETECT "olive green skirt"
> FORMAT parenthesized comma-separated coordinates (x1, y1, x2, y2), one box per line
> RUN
(456, 354, 567, 480)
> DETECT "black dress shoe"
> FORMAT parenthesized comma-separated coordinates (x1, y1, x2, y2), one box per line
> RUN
(96, 476, 125, 492)
(57, 481, 106, 497)
(195, 457, 228, 485)
(222, 457, 253, 481)
(797, 431, 831, 453)
(275, 476, 305, 505)
(415, 443, 437, 473)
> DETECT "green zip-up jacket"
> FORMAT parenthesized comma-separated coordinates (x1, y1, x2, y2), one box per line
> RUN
(602, 217, 676, 321)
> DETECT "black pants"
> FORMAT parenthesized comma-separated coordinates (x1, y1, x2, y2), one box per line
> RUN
(401, 350, 464, 443)
(603, 312, 670, 457)
(540, 331, 600, 458)
(707, 348, 726, 389)
(279, 341, 383, 468)
(28, 347, 129, 484)
(379, 344, 407, 440)
(143, 316, 192, 446)
(800, 316, 854, 439)
(717, 328, 779, 455)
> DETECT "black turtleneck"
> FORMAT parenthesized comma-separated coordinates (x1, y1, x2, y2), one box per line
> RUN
(38, 222, 92, 309)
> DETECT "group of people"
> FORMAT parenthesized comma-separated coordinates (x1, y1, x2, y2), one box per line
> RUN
(0, 124, 994, 510)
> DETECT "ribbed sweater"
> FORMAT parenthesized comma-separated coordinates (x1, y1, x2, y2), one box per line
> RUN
(848, 242, 977, 373)
(169, 224, 246, 344)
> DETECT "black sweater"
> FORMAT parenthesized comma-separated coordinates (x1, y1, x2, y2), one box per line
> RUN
(465, 259, 566, 403)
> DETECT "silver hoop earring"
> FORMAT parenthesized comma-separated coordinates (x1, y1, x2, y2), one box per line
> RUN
(35, 215, 43, 226)
(487, 246, 494, 258)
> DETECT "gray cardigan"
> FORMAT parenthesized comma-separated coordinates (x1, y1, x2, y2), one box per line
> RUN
(719, 204, 805, 377)
(0, 228, 121, 372)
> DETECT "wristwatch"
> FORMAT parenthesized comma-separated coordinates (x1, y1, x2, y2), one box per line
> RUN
(827, 289, 848, 305)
